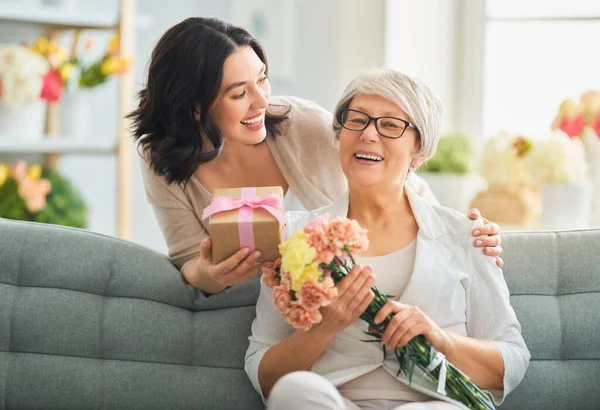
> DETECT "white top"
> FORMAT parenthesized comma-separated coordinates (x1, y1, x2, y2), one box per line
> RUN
(244, 186, 530, 409)
(338, 238, 432, 402)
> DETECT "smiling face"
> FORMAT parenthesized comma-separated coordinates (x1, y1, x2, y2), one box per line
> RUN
(339, 93, 423, 190)
(208, 45, 271, 145)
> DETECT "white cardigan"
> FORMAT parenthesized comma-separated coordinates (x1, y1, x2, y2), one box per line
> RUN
(244, 187, 530, 408)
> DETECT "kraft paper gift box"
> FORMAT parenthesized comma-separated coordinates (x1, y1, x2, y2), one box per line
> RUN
(202, 186, 285, 264)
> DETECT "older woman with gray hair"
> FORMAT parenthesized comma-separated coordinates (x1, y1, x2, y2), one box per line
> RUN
(244, 68, 530, 410)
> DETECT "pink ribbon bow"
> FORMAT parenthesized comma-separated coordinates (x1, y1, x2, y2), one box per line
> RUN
(202, 187, 284, 252)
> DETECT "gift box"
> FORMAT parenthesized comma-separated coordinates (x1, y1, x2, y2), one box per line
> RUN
(202, 186, 285, 264)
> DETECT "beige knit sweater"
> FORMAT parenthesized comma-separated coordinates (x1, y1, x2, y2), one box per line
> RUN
(140, 96, 437, 269)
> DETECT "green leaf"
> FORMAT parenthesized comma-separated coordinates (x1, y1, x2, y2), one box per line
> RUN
(418, 133, 473, 174)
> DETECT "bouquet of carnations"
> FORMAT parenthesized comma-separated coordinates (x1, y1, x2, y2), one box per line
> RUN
(262, 214, 495, 410)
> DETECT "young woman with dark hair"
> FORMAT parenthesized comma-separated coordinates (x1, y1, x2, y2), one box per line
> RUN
(129, 17, 504, 295)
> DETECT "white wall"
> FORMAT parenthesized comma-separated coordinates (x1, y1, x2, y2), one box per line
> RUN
(384, 0, 458, 133)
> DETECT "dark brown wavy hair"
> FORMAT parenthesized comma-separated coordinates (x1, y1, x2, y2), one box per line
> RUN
(128, 17, 290, 184)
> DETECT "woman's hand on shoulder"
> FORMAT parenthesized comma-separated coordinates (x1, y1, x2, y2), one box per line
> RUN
(467, 208, 503, 268)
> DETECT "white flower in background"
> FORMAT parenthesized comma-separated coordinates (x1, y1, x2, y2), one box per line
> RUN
(525, 130, 589, 185)
(480, 130, 534, 188)
(0, 44, 49, 109)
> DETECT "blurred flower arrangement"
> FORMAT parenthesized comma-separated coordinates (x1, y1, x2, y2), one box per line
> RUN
(0, 44, 52, 109)
(479, 131, 534, 190)
(419, 133, 473, 174)
(471, 131, 540, 225)
(0, 33, 130, 107)
(28, 36, 74, 102)
(0, 160, 87, 228)
(552, 90, 600, 224)
(524, 130, 589, 186)
(552, 90, 600, 140)
(68, 33, 131, 89)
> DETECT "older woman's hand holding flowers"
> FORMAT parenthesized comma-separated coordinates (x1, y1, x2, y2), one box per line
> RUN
(374, 301, 451, 353)
(319, 265, 375, 334)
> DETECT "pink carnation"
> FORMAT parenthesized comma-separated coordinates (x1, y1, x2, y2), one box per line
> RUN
(273, 283, 292, 312)
(559, 115, 585, 138)
(284, 305, 323, 331)
(303, 213, 329, 233)
(262, 258, 282, 288)
(591, 115, 600, 138)
(296, 278, 338, 310)
(304, 214, 335, 264)
(326, 217, 370, 257)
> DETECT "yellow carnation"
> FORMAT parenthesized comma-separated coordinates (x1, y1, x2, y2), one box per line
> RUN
(289, 262, 321, 292)
(27, 164, 42, 180)
(299, 262, 321, 284)
(280, 231, 318, 291)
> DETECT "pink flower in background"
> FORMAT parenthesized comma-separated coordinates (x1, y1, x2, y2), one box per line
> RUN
(262, 258, 282, 288)
(296, 278, 338, 310)
(284, 305, 322, 331)
(11, 161, 27, 182)
(40, 69, 63, 102)
(18, 178, 51, 213)
(559, 115, 585, 138)
(84, 39, 95, 52)
(591, 115, 600, 138)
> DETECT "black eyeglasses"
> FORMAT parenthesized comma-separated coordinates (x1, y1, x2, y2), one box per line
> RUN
(339, 108, 417, 139)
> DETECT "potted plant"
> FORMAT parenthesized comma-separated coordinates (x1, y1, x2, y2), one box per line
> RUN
(0, 160, 87, 228)
(417, 133, 482, 211)
(0, 42, 68, 140)
(58, 33, 131, 140)
(470, 131, 541, 226)
(552, 90, 600, 225)
(524, 130, 591, 229)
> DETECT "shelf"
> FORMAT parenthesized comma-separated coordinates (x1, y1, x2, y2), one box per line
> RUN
(0, 137, 116, 154)
(0, 5, 152, 29)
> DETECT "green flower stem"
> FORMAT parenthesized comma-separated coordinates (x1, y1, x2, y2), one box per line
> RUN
(322, 256, 496, 410)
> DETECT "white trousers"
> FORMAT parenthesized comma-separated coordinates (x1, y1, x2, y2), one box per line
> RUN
(267, 372, 462, 410)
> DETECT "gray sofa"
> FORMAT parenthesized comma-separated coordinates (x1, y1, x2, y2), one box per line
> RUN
(0, 218, 599, 409)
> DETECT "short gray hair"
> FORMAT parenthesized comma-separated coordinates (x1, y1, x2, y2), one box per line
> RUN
(332, 67, 443, 160)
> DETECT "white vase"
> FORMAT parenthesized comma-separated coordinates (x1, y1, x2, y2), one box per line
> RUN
(0, 100, 46, 140)
(541, 182, 592, 229)
(418, 173, 485, 212)
(583, 129, 600, 225)
(60, 89, 91, 140)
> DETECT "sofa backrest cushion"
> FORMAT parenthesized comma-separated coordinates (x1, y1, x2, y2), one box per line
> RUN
(500, 229, 600, 410)
(0, 218, 263, 409)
